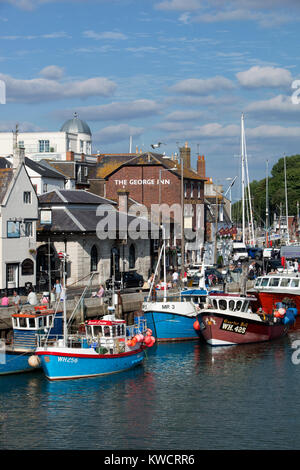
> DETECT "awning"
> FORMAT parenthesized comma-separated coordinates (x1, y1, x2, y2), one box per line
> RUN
(280, 245, 300, 258)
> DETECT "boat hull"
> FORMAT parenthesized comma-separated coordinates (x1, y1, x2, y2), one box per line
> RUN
(36, 347, 145, 380)
(197, 312, 288, 346)
(254, 291, 300, 315)
(142, 310, 199, 341)
(0, 350, 39, 375)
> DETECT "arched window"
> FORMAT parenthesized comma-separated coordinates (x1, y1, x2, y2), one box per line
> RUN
(90, 245, 98, 272)
(21, 258, 34, 276)
(129, 244, 136, 269)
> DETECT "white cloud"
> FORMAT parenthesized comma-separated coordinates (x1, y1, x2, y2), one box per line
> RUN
(0, 31, 71, 40)
(83, 30, 127, 40)
(169, 76, 235, 95)
(0, 120, 42, 132)
(163, 110, 204, 121)
(39, 65, 64, 80)
(236, 66, 293, 89)
(246, 94, 300, 116)
(93, 124, 144, 144)
(56, 99, 161, 121)
(155, 0, 202, 10)
(247, 125, 300, 139)
(0, 73, 117, 103)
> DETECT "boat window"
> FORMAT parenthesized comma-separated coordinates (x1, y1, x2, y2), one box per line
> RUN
(47, 315, 53, 328)
(28, 317, 35, 328)
(255, 278, 262, 287)
(229, 300, 235, 310)
(86, 326, 93, 337)
(121, 324, 125, 335)
(261, 278, 269, 287)
(269, 278, 280, 287)
(13, 318, 18, 328)
(241, 301, 248, 312)
(93, 326, 102, 336)
(19, 317, 27, 328)
(104, 326, 110, 337)
(112, 326, 116, 337)
(235, 301, 242, 311)
(212, 299, 218, 309)
(219, 299, 227, 310)
(280, 278, 290, 287)
(38, 317, 44, 328)
(291, 279, 299, 288)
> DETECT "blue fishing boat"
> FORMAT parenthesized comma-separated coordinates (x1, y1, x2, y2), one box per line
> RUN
(143, 241, 209, 342)
(0, 307, 62, 375)
(142, 287, 208, 342)
(36, 312, 152, 380)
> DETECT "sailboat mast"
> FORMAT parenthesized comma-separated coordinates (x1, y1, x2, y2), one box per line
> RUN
(241, 114, 245, 243)
(266, 160, 269, 247)
(284, 154, 290, 245)
(244, 129, 255, 246)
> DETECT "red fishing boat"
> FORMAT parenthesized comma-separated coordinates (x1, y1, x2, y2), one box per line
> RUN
(195, 292, 296, 346)
(250, 273, 300, 314)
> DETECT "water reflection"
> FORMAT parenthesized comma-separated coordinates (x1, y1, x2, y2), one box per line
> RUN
(1, 333, 300, 450)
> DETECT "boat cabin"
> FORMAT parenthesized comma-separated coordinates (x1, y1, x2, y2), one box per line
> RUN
(207, 294, 256, 313)
(86, 318, 126, 339)
(254, 275, 300, 290)
(181, 289, 208, 308)
(11, 307, 63, 349)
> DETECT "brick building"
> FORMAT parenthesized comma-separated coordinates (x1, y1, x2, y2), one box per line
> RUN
(98, 143, 208, 266)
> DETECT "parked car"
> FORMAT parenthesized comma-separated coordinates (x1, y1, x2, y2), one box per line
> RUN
(247, 247, 263, 260)
(105, 271, 144, 290)
(187, 264, 202, 278)
(232, 242, 248, 262)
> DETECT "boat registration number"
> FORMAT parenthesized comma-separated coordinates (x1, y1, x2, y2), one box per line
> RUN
(220, 318, 248, 334)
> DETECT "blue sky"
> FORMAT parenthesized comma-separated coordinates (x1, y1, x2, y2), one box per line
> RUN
(1, 0, 300, 202)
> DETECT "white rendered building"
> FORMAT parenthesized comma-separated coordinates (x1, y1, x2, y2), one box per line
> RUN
(0, 113, 94, 162)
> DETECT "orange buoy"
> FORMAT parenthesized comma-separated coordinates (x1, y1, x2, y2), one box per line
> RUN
(144, 335, 152, 345)
(131, 338, 137, 346)
(193, 320, 201, 331)
(127, 340, 133, 347)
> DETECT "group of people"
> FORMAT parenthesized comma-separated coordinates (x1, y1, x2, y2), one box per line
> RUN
(147, 270, 188, 291)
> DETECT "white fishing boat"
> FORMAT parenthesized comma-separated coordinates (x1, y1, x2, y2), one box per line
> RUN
(35, 252, 154, 380)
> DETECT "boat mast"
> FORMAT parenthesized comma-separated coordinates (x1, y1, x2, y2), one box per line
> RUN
(241, 114, 245, 243)
(284, 154, 290, 245)
(266, 160, 269, 247)
(241, 114, 255, 245)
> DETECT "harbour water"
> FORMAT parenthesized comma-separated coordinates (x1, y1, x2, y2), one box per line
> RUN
(1, 327, 300, 451)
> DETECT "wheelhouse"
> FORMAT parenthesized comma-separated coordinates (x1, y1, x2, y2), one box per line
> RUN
(85, 318, 126, 339)
(207, 295, 255, 312)
(254, 276, 300, 289)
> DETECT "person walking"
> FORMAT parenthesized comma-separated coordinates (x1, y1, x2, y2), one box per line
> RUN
(53, 279, 62, 301)
(172, 270, 179, 288)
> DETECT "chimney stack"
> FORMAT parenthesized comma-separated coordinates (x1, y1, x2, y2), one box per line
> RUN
(180, 141, 191, 169)
(12, 124, 25, 171)
(117, 188, 129, 214)
(197, 155, 206, 177)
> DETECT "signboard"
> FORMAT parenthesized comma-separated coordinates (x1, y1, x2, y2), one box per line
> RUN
(7, 221, 20, 238)
(40, 210, 52, 225)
